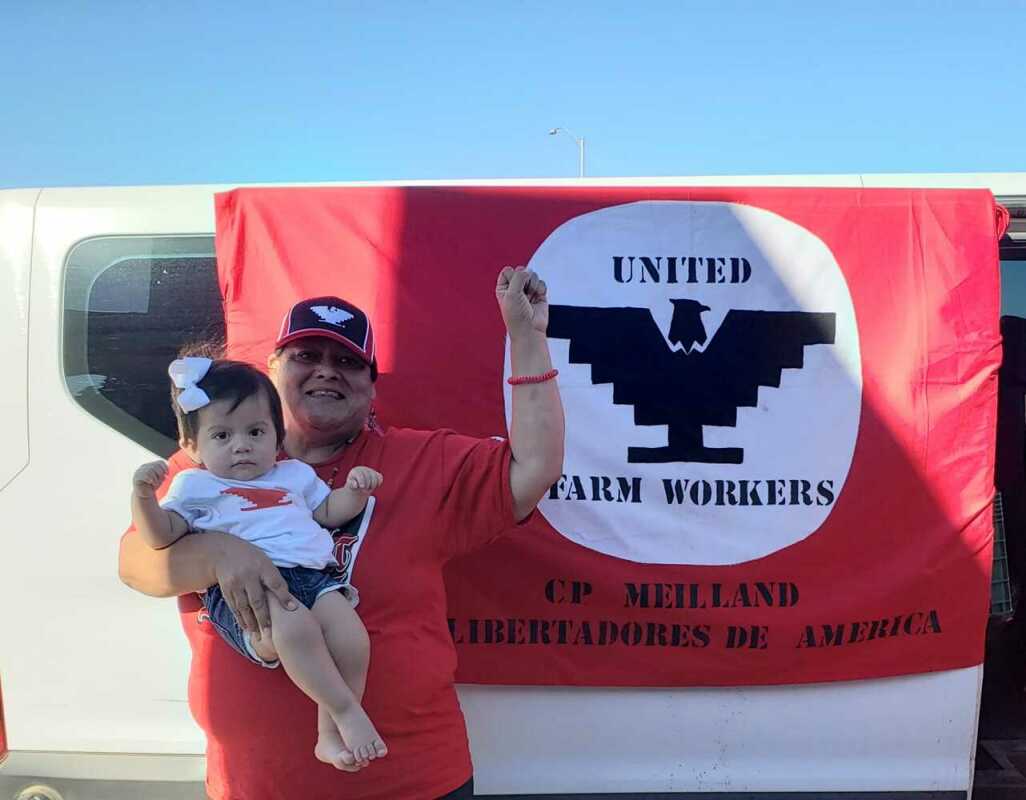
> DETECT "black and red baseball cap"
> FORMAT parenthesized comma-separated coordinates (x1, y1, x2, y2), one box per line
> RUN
(275, 296, 377, 379)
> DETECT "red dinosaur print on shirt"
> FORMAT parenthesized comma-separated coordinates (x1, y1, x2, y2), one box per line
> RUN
(221, 487, 293, 511)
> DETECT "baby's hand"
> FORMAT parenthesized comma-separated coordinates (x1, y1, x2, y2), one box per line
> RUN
(133, 460, 169, 497)
(345, 466, 383, 495)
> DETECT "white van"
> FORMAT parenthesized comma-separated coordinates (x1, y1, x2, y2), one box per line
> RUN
(1, 175, 1024, 800)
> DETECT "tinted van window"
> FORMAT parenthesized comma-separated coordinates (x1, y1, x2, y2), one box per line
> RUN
(63, 236, 224, 456)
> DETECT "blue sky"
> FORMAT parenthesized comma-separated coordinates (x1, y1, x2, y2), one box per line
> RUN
(2, 1, 1023, 188)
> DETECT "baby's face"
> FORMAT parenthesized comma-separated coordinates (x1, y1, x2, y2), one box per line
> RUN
(184, 391, 279, 481)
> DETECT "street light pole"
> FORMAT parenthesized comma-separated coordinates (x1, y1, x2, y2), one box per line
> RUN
(548, 127, 585, 178)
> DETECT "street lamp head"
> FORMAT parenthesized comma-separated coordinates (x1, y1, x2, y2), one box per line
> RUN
(547, 126, 585, 177)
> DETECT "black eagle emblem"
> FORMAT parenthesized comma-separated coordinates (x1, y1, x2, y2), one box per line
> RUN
(547, 300, 836, 464)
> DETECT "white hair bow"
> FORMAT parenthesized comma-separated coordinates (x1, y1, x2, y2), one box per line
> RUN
(169, 357, 213, 412)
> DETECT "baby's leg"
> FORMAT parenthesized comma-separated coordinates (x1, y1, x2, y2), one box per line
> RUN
(313, 590, 370, 698)
(264, 597, 383, 766)
(312, 590, 386, 763)
(312, 587, 372, 771)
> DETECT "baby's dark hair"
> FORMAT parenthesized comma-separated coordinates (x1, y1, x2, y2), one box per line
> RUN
(171, 353, 285, 449)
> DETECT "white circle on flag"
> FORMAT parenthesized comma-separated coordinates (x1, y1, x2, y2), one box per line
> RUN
(504, 201, 862, 565)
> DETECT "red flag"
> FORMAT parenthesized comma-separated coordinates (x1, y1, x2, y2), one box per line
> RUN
(215, 185, 1003, 686)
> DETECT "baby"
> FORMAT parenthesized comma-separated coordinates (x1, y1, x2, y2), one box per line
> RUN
(131, 356, 386, 769)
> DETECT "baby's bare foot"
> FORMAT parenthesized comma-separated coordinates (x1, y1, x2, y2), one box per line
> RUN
(352, 737, 389, 764)
(331, 706, 388, 766)
(314, 727, 360, 772)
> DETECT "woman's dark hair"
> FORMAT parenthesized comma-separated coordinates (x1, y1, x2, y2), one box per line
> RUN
(172, 358, 286, 449)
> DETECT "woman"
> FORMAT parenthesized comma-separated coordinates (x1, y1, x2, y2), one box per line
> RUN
(118, 266, 564, 800)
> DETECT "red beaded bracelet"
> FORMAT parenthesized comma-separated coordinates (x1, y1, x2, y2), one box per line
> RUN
(507, 368, 559, 386)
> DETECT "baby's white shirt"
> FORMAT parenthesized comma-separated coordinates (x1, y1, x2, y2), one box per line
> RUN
(160, 460, 336, 569)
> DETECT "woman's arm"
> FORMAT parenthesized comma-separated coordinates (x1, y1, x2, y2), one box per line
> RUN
(497, 267, 566, 521)
(118, 528, 298, 632)
(118, 527, 221, 597)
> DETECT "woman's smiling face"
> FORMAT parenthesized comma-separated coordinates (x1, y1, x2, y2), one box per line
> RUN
(268, 337, 375, 444)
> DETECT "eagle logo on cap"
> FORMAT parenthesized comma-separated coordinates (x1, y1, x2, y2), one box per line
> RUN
(310, 305, 354, 327)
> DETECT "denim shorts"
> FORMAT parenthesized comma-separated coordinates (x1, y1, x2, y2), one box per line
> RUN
(201, 565, 346, 668)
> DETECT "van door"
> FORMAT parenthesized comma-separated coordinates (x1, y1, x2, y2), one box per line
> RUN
(0, 186, 219, 795)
